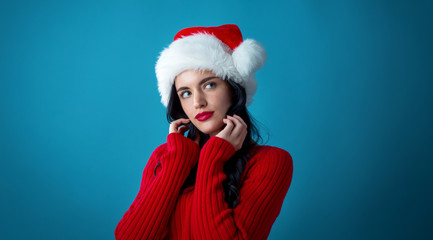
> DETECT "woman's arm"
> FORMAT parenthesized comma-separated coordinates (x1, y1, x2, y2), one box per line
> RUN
(115, 133, 199, 240)
(191, 136, 293, 240)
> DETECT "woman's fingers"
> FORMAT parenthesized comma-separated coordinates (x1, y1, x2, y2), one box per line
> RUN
(178, 125, 189, 135)
(216, 115, 248, 151)
(234, 115, 247, 143)
(221, 118, 235, 136)
(169, 118, 190, 134)
(227, 115, 247, 137)
(233, 114, 247, 128)
(216, 118, 233, 139)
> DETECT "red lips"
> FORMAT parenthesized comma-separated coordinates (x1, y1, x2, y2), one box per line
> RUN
(195, 111, 214, 121)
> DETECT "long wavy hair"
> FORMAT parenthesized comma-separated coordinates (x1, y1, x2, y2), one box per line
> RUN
(159, 78, 262, 209)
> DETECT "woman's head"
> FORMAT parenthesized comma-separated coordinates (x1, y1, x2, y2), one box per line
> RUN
(173, 70, 232, 136)
(167, 69, 258, 146)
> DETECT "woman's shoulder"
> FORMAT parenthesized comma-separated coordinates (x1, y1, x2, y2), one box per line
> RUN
(241, 144, 293, 186)
(246, 144, 293, 174)
(250, 144, 292, 163)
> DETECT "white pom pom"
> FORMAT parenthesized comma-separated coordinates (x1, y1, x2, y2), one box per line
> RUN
(232, 39, 267, 78)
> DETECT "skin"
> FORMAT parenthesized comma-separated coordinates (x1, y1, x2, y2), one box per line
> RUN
(168, 70, 247, 151)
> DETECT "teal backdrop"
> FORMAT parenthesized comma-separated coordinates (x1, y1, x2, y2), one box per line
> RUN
(1, 0, 432, 239)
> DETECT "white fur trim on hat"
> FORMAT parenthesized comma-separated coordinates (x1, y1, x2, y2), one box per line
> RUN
(155, 33, 267, 107)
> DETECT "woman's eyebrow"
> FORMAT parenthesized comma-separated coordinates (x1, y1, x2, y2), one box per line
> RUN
(176, 86, 189, 93)
(199, 76, 219, 85)
(176, 76, 219, 93)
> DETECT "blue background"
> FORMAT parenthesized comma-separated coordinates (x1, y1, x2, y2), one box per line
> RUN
(1, 0, 432, 239)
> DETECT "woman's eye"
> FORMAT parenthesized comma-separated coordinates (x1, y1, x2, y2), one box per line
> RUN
(181, 91, 191, 98)
(205, 83, 215, 89)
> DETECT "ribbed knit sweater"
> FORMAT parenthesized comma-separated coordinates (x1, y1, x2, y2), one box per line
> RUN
(115, 133, 293, 240)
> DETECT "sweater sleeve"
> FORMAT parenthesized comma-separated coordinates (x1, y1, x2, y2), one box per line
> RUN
(115, 133, 200, 240)
(191, 136, 293, 240)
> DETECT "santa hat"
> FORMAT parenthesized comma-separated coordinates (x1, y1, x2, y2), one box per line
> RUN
(155, 24, 267, 107)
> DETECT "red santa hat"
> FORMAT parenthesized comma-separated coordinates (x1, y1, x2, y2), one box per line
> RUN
(155, 24, 267, 107)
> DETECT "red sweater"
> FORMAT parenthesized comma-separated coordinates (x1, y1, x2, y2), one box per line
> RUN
(115, 133, 293, 240)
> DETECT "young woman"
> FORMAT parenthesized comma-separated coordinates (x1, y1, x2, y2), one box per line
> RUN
(115, 24, 293, 240)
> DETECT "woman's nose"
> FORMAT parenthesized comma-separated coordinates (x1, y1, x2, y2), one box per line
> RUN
(193, 91, 207, 108)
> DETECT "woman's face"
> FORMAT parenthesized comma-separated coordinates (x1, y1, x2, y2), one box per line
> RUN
(175, 69, 232, 136)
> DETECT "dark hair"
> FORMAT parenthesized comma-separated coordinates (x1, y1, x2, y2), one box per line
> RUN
(161, 78, 262, 209)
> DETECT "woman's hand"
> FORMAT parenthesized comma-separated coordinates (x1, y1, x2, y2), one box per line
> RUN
(169, 118, 190, 135)
(216, 114, 247, 151)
